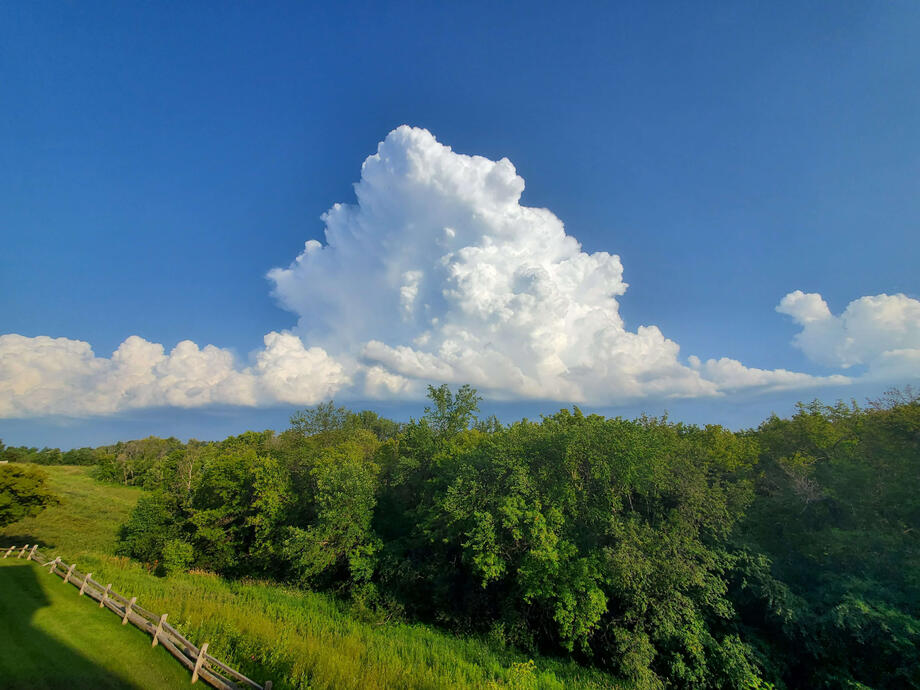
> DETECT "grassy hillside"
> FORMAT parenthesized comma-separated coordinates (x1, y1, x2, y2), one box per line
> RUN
(1, 466, 624, 689)
(1, 465, 142, 558)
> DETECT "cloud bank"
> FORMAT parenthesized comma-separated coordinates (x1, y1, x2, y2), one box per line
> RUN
(0, 333, 347, 417)
(1, 126, 915, 418)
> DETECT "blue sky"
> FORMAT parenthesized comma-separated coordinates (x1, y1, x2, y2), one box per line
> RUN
(1, 2, 918, 448)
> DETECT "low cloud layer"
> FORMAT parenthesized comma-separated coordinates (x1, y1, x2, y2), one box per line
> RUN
(0, 333, 347, 417)
(1, 126, 915, 418)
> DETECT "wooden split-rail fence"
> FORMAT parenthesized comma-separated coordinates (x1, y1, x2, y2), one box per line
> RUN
(2, 544, 272, 690)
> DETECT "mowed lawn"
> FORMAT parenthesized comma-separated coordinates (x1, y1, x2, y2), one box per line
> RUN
(0, 559, 192, 689)
(1, 467, 189, 688)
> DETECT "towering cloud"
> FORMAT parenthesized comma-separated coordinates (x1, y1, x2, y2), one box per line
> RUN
(268, 126, 845, 403)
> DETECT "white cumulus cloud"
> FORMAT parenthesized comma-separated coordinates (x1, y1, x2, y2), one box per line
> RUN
(777, 290, 920, 379)
(0, 332, 348, 417)
(268, 126, 846, 404)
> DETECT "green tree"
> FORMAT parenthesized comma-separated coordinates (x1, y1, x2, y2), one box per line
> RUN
(289, 401, 351, 437)
(290, 402, 403, 441)
(116, 492, 182, 564)
(423, 384, 482, 439)
(92, 436, 185, 486)
(0, 464, 59, 527)
(735, 391, 920, 688)
(61, 447, 98, 465)
(161, 539, 194, 576)
(284, 434, 381, 590)
(246, 454, 294, 570)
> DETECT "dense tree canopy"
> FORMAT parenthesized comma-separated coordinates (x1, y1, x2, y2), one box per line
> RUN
(0, 442, 63, 465)
(731, 392, 920, 688)
(13, 386, 918, 688)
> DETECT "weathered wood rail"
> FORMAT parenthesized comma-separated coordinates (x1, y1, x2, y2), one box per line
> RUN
(3, 544, 272, 690)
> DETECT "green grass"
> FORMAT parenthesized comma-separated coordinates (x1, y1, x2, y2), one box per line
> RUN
(1, 464, 142, 558)
(2, 466, 626, 689)
(67, 554, 622, 689)
(0, 559, 193, 689)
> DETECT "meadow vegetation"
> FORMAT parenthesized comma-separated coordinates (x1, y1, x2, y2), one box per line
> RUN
(1, 464, 141, 556)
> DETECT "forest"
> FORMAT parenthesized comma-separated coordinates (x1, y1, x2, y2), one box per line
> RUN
(4, 385, 918, 689)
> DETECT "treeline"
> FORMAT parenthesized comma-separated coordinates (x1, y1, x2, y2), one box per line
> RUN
(0, 442, 97, 465)
(13, 386, 920, 688)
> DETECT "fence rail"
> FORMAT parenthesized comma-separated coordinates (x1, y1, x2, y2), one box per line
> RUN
(2, 544, 272, 690)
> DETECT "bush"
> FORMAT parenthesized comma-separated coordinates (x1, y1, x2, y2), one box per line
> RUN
(116, 493, 180, 564)
(0, 463, 59, 527)
(161, 539, 195, 576)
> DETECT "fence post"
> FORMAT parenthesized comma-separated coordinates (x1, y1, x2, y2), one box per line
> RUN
(152, 613, 167, 647)
(18, 544, 28, 558)
(265, 682, 273, 690)
(64, 563, 76, 584)
(79, 573, 92, 596)
(28, 544, 38, 561)
(3, 546, 13, 558)
(191, 642, 209, 684)
(48, 557, 60, 574)
(99, 583, 112, 608)
(122, 596, 137, 625)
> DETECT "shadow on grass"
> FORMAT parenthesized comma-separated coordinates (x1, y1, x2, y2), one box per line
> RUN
(2, 535, 56, 551)
(0, 562, 139, 689)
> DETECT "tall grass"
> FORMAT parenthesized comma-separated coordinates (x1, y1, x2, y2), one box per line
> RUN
(2, 466, 625, 689)
(74, 553, 621, 689)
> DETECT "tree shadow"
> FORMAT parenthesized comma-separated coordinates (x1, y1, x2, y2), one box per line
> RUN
(0, 562, 141, 689)
(1, 535, 57, 551)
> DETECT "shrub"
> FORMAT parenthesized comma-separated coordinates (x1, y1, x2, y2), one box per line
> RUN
(161, 539, 195, 576)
